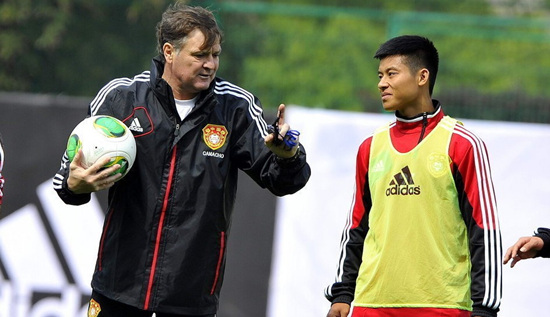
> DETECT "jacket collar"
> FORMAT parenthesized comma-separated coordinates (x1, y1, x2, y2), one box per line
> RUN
(151, 55, 173, 106)
(395, 100, 442, 123)
(393, 100, 445, 136)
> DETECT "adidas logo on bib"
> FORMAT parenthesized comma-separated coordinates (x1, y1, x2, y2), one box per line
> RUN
(385, 166, 421, 196)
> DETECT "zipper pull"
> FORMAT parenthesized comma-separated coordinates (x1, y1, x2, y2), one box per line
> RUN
(417, 112, 428, 144)
(174, 123, 180, 136)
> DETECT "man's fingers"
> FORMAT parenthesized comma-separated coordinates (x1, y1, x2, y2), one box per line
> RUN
(264, 133, 274, 144)
(93, 166, 122, 191)
(70, 150, 85, 170)
(277, 104, 286, 125)
(503, 248, 513, 264)
(520, 239, 539, 253)
(278, 123, 290, 137)
(503, 240, 526, 265)
(100, 173, 121, 187)
(90, 156, 113, 172)
(74, 149, 83, 163)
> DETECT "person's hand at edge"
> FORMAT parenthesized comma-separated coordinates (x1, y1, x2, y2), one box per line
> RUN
(503, 236, 544, 268)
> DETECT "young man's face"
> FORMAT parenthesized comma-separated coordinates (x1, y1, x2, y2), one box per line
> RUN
(377, 55, 425, 116)
(162, 28, 221, 100)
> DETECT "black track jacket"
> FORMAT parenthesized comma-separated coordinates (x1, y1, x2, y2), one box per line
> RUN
(53, 56, 311, 314)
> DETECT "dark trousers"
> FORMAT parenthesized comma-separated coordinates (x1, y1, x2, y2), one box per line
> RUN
(88, 290, 216, 317)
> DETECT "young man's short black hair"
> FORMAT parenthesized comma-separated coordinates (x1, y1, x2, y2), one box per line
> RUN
(374, 35, 439, 95)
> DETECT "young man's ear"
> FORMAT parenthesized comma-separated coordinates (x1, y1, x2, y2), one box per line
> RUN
(418, 68, 430, 87)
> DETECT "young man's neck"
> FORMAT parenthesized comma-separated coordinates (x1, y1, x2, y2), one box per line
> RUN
(397, 96, 434, 118)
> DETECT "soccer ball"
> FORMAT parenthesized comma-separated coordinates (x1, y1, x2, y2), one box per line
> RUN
(66, 115, 137, 178)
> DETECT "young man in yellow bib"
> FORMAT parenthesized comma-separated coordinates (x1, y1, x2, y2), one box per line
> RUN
(325, 35, 502, 317)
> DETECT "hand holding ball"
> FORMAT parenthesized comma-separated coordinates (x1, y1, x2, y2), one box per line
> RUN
(66, 116, 136, 179)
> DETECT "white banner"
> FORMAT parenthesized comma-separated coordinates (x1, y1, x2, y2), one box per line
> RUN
(268, 106, 550, 317)
(0, 181, 103, 317)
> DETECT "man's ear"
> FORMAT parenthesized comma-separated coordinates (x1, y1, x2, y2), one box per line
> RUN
(418, 68, 430, 87)
(163, 43, 174, 63)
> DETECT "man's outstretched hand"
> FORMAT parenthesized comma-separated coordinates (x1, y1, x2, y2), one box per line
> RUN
(265, 104, 300, 159)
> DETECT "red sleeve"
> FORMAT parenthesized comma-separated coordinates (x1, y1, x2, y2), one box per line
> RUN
(450, 132, 498, 229)
(449, 125, 502, 315)
(325, 136, 373, 304)
(351, 137, 371, 229)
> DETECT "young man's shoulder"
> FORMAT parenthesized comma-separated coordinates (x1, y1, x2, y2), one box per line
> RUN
(447, 119, 492, 166)
(449, 119, 487, 148)
(355, 135, 374, 163)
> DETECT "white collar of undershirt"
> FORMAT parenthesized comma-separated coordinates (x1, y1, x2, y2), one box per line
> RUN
(174, 96, 198, 120)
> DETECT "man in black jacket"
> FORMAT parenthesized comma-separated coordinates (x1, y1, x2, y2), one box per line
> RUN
(53, 3, 310, 317)
(504, 228, 550, 267)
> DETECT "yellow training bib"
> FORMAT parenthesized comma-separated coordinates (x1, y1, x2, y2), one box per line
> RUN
(355, 116, 472, 311)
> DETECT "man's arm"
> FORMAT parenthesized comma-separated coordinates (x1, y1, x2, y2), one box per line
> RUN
(52, 87, 122, 205)
(325, 138, 372, 316)
(234, 100, 310, 196)
(451, 128, 502, 317)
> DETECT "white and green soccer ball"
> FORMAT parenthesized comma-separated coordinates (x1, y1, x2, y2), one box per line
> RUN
(66, 115, 137, 178)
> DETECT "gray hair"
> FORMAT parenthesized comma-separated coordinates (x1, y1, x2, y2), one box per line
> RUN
(156, 3, 223, 61)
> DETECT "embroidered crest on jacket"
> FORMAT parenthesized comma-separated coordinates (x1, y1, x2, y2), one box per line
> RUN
(87, 299, 101, 317)
(202, 124, 228, 150)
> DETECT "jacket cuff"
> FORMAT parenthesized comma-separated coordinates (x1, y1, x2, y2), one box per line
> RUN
(472, 305, 498, 317)
(535, 227, 550, 258)
(275, 145, 300, 163)
(330, 294, 353, 305)
(58, 176, 91, 205)
(275, 145, 306, 169)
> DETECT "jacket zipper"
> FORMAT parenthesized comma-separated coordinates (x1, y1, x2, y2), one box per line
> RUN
(143, 145, 178, 310)
(417, 112, 428, 144)
(210, 231, 226, 295)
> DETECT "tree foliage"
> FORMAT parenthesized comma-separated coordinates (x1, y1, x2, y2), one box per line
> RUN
(233, 15, 382, 111)
(0, 0, 173, 95)
(217, 1, 550, 122)
(1, 0, 549, 122)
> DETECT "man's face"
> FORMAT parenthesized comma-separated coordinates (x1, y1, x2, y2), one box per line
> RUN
(163, 28, 221, 100)
(377, 55, 424, 116)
